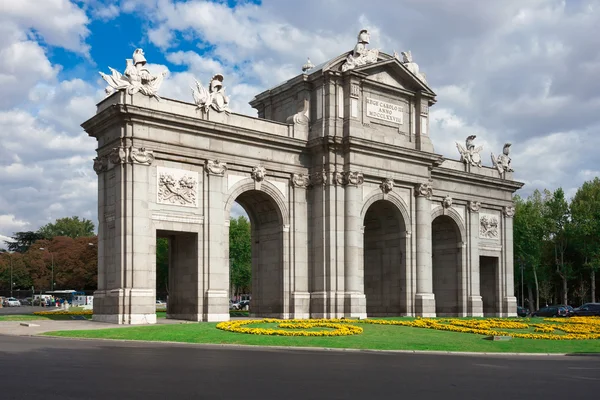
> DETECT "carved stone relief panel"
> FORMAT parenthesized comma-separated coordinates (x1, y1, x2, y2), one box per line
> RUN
(479, 213, 499, 240)
(157, 167, 199, 207)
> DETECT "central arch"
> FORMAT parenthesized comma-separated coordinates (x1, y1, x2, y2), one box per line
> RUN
(363, 199, 408, 316)
(225, 180, 288, 318)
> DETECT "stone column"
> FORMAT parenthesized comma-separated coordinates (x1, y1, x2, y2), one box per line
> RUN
(204, 160, 229, 322)
(291, 174, 310, 319)
(502, 205, 517, 317)
(467, 201, 483, 316)
(414, 182, 436, 317)
(344, 171, 367, 319)
(92, 145, 156, 325)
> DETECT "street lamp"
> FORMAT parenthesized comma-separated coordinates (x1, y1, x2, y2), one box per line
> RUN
(39, 248, 55, 291)
(518, 257, 525, 308)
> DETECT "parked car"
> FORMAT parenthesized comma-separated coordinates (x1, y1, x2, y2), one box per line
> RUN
(19, 298, 32, 306)
(4, 297, 21, 307)
(531, 305, 570, 318)
(572, 303, 600, 317)
(156, 299, 166, 306)
(516, 306, 529, 317)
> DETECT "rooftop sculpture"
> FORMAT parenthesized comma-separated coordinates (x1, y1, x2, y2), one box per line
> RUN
(341, 29, 379, 72)
(456, 135, 483, 167)
(400, 51, 427, 84)
(491, 143, 514, 176)
(191, 74, 231, 114)
(99, 48, 167, 100)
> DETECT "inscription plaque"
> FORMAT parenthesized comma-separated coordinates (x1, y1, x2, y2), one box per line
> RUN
(366, 97, 403, 124)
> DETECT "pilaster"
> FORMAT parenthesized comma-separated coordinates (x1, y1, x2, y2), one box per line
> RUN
(467, 201, 483, 316)
(204, 159, 229, 322)
(414, 182, 435, 317)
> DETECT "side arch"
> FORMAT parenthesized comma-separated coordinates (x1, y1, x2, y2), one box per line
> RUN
(224, 178, 290, 226)
(360, 190, 412, 229)
(431, 205, 466, 243)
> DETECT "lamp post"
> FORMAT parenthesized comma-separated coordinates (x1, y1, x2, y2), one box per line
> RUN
(519, 257, 524, 308)
(39, 248, 54, 291)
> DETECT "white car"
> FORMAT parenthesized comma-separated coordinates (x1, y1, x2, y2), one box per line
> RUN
(5, 297, 21, 307)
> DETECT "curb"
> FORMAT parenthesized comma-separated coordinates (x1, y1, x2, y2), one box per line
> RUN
(26, 334, 594, 357)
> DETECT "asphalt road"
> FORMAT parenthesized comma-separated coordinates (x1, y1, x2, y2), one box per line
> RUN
(0, 336, 599, 399)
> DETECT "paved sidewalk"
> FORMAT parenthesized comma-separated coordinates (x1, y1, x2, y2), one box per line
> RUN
(0, 318, 184, 337)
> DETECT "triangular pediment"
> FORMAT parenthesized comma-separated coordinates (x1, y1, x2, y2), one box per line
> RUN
(322, 52, 435, 97)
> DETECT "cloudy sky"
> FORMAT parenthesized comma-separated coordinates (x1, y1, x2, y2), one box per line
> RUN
(1, 0, 599, 244)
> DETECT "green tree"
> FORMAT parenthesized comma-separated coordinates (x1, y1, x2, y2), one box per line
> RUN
(4, 231, 45, 253)
(38, 216, 95, 239)
(514, 191, 546, 310)
(543, 188, 571, 305)
(570, 177, 600, 302)
(156, 238, 169, 293)
(229, 216, 251, 296)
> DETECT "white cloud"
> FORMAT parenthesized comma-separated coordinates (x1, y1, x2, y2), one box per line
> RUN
(0, 0, 90, 54)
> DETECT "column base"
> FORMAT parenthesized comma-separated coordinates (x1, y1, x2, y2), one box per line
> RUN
(344, 292, 367, 319)
(467, 295, 483, 317)
(92, 288, 156, 325)
(414, 293, 436, 317)
(205, 290, 229, 321)
(502, 296, 518, 317)
(291, 292, 311, 319)
(310, 291, 346, 318)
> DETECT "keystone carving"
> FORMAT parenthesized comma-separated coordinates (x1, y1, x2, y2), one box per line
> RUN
(380, 178, 394, 194)
(205, 160, 227, 176)
(442, 195, 453, 209)
(251, 166, 266, 182)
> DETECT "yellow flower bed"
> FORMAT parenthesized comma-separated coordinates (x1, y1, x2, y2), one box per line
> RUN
(33, 310, 93, 316)
(217, 318, 363, 337)
(217, 316, 600, 340)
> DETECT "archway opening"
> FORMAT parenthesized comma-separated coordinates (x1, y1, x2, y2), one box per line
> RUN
(231, 190, 283, 318)
(480, 256, 499, 316)
(431, 215, 461, 316)
(156, 230, 198, 319)
(363, 200, 407, 316)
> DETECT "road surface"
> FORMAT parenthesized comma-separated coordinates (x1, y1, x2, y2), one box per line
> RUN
(0, 335, 598, 399)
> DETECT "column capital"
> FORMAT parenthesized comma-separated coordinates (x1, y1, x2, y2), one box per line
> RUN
(503, 205, 515, 218)
(291, 173, 310, 188)
(415, 182, 433, 199)
(468, 201, 481, 212)
(205, 159, 227, 176)
(343, 171, 364, 187)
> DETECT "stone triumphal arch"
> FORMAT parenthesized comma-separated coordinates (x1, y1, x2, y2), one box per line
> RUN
(84, 32, 522, 324)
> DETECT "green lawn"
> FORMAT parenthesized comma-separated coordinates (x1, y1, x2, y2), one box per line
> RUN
(44, 318, 600, 354)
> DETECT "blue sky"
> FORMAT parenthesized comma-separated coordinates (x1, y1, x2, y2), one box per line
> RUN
(1, 0, 600, 243)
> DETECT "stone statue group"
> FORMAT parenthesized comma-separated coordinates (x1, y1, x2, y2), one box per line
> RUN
(100, 48, 230, 113)
(456, 135, 514, 176)
(99, 36, 513, 176)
